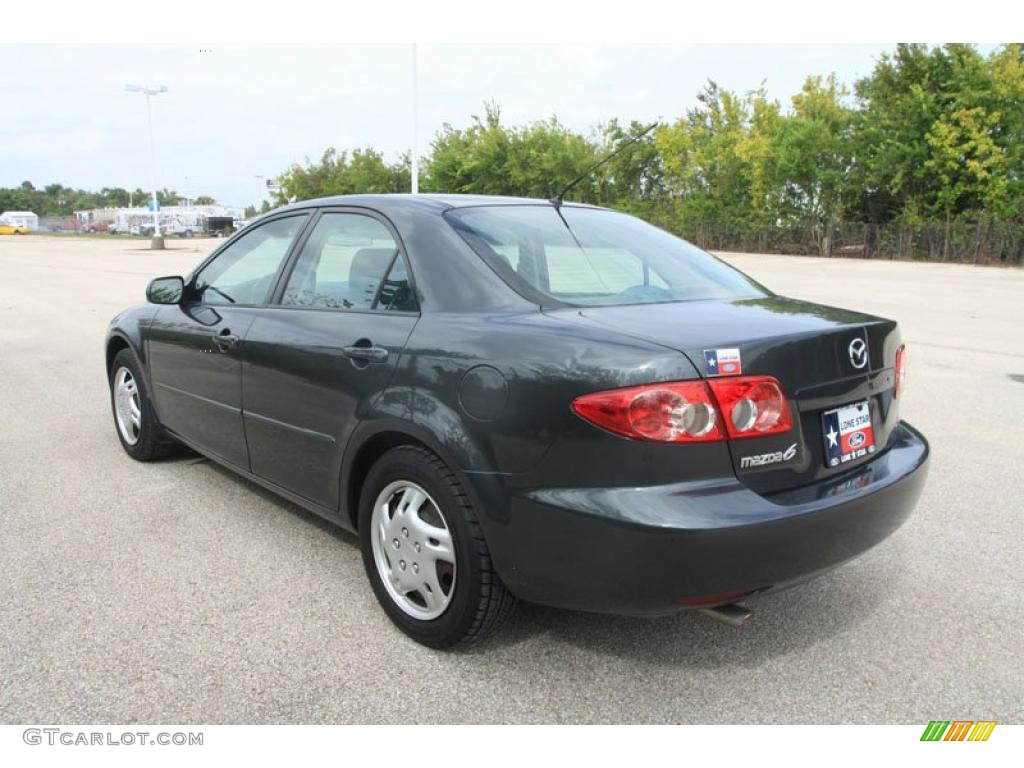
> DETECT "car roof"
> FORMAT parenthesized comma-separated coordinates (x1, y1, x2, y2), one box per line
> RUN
(275, 193, 604, 215)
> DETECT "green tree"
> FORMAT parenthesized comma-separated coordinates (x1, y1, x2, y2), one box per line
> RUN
(276, 147, 409, 203)
(592, 119, 666, 220)
(987, 44, 1024, 220)
(771, 74, 855, 254)
(423, 103, 600, 200)
(849, 43, 1009, 224)
(924, 106, 1007, 256)
(657, 82, 782, 233)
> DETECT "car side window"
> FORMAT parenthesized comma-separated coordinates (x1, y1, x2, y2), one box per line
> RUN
(375, 255, 417, 312)
(194, 216, 307, 305)
(281, 213, 417, 312)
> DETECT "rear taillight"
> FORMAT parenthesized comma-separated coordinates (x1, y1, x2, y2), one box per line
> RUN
(571, 381, 723, 443)
(894, 344, 907, 398)
(707, 376, 792, 439)
(571, 375, 792, 443)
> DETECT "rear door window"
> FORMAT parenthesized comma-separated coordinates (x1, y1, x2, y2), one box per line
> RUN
(280, 212, 416, 312)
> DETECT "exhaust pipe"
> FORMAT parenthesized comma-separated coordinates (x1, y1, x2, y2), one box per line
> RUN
(697, 602, 751, 627)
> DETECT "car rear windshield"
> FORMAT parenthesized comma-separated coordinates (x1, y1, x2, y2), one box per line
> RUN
(445, 205, 767, 306)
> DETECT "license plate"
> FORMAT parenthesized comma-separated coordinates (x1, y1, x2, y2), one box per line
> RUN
(822, 400, 875, 467)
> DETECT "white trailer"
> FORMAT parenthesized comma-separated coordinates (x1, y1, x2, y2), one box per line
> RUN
(1, 211, 40, 231)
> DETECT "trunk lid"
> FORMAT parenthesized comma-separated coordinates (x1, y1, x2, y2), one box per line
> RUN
(547, 296, 903, 494)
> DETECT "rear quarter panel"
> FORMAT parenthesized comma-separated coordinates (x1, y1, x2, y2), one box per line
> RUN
(369, 310, 745, 500)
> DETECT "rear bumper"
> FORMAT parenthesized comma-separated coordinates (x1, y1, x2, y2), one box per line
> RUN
(480, 421, 929, 615)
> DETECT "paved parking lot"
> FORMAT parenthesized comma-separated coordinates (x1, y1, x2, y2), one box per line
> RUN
(1, 234, 1021, 724)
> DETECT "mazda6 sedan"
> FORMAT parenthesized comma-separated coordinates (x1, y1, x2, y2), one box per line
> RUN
(105, 194, 930, 647)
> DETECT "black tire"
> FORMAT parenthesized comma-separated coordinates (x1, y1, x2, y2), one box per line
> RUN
(358, 445, 516, 648)
(109, 348, 173, 461)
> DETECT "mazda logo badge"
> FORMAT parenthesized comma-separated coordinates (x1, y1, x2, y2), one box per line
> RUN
(848, 338, 868, 369)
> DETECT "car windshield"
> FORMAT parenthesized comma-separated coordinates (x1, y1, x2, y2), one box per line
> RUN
(445, 205, 767, 306)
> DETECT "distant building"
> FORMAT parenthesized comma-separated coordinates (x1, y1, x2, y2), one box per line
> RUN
(74, 205, 245, 235)
(0, 211, 39, 231)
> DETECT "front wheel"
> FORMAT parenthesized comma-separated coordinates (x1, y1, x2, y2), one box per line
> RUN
(109, 348, 172, 461)
(359, 445, 516, 648)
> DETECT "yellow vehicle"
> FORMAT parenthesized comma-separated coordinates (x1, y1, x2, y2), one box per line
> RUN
(0, 222, 28, 235)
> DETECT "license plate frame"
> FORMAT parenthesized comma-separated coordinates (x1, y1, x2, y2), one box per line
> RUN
(821, 400, 876, 468)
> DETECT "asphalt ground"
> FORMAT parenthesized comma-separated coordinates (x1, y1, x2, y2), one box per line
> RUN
(1, 234, 1021, 724)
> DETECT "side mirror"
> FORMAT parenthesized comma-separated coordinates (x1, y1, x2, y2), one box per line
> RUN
(146, 276, 185, 304)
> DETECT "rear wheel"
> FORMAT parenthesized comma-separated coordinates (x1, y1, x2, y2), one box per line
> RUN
(358, 445, 516, 648)
(109, 348, 172, 461)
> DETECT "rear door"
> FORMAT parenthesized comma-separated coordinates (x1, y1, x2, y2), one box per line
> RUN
(240, 208, 419, 510)
(146, 213, 309, 467)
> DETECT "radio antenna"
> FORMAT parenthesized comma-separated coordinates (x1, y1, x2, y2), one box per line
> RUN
(550, 121, 659, 208)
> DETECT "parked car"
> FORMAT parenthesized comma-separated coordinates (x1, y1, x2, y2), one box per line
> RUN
(0, 222, 28, 234)
(160, 220, 196, 238)
(47, 218, 81, 232)
(105, 195, 929, 648)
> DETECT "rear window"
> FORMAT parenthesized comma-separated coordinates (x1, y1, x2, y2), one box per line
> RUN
(445, 205, 766, 306)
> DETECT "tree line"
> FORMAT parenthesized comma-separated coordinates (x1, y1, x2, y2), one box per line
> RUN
(0, 183, 217, 219)
(274, 43, 1024, 263)
(4, 44, 1020, 262)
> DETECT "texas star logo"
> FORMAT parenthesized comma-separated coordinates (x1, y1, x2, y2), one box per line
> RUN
(704, 347, 742, 376)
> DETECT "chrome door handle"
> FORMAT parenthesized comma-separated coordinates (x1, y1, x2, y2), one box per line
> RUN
(213, 333, 239, 351)
(342, 345, 388, 363)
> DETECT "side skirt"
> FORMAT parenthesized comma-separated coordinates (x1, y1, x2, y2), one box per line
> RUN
(165, 428, 356, 534)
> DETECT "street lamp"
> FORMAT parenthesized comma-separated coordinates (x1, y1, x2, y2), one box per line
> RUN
(255, 174, 265, 215)
(125, 84, 168, 249)
(411, 44, 419, 195)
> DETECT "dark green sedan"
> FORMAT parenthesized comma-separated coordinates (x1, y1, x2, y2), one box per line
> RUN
(105, 194, 929, 648)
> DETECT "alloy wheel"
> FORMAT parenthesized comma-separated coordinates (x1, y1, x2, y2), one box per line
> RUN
(113, 366, 142, 446)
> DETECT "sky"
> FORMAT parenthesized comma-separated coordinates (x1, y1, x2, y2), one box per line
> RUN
(0, 44, 985, 208)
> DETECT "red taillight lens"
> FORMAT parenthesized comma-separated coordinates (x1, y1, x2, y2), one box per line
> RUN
(894, 344, 907, 398)
(572, 381, 724, 442)
(572, 376, 793, 443)
(707, 376, 792, 439)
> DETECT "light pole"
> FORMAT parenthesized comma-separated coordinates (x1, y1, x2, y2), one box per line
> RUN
(125, 83, 168, 249)
(255, 175, 264, 215)
(411, 43, 419, 195)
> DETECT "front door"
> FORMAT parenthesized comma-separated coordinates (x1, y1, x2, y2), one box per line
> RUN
(146, 214, 309, 467)
(240, 210, 419, 509)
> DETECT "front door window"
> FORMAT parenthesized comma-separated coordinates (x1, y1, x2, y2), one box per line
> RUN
(195, 216, 307, 305)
